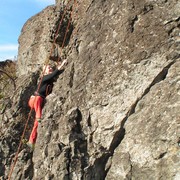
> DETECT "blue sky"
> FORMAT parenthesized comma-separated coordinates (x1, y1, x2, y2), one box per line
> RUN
(0, 0, 55, 61)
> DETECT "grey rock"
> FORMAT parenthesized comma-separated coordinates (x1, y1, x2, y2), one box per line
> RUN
(0, 0, 180, 179)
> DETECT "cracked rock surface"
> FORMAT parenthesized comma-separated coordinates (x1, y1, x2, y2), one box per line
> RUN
(106, 60, 180, 180)
(0, 0, 180, 179)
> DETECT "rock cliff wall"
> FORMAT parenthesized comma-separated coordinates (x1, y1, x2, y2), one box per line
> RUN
(0, 0, 180, 179)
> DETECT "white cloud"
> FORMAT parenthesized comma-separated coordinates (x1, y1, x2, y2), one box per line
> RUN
(0, 54, 17, 61)
(0, 44, 18, 52)
(0, 44, 18, 61)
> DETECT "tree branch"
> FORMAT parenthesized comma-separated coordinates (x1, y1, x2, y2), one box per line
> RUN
(0, 69, 16, 90)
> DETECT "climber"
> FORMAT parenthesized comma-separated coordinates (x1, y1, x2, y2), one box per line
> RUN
(27, 59, 67, 149)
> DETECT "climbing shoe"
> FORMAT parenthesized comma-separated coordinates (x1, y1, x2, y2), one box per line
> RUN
(26, 142, 35, 151)
(21, 138, 28, 144)
(27, 142, 35, 150)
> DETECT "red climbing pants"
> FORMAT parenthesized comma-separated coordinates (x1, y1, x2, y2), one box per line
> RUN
(28, 95, 44, 144)
(28, 95, 44, 119)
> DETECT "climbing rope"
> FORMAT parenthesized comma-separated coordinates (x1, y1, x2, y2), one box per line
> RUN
(48, 0, 73, 63)
(57, 0, 77, 62)
(7, 0, 77, 179)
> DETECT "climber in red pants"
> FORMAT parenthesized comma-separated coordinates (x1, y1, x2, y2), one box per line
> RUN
(27, 59, 67, 149)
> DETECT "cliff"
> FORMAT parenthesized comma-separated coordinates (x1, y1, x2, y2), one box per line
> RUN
(0, 0, 180, 179)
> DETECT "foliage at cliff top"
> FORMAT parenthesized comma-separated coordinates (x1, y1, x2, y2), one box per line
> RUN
(0, 60, 16, 109)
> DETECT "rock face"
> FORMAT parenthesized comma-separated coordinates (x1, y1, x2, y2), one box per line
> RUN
(0, 0, 180, 179)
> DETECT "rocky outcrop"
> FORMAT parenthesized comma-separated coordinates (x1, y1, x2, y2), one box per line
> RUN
(17, 1, 73, 75)
(0, 60, 16, 123)
(0, 0, 180, 179)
